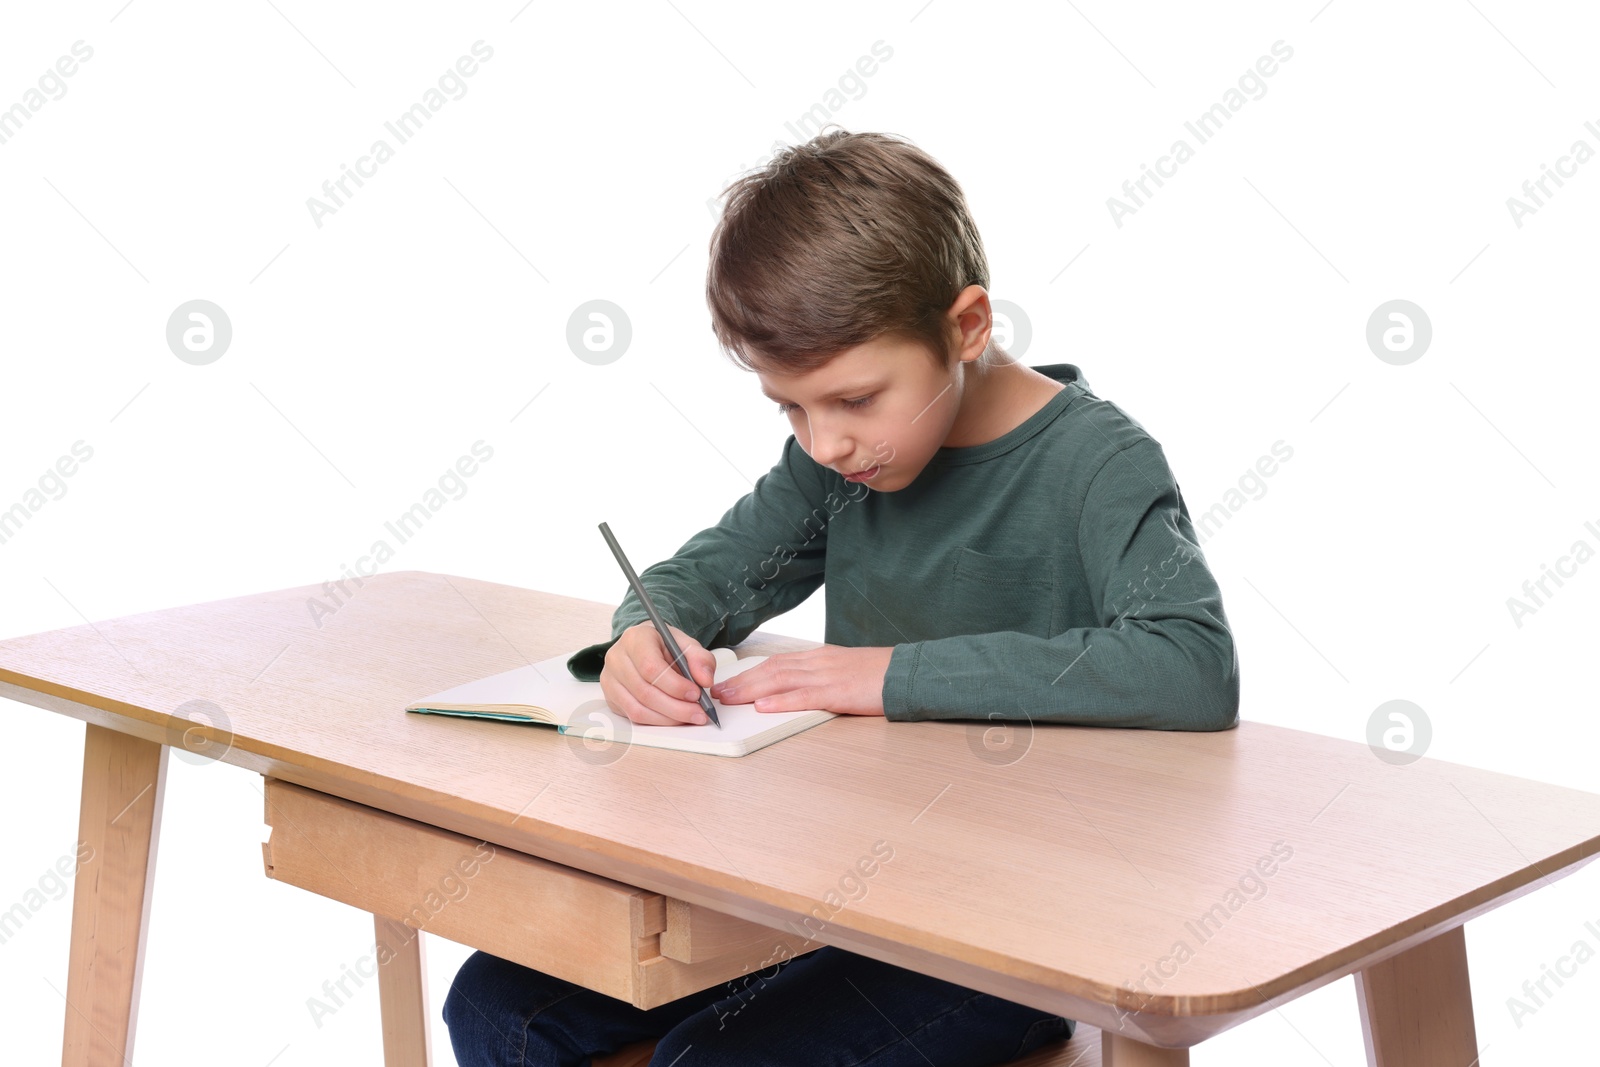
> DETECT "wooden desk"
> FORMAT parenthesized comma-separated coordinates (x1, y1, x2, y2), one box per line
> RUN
(3, 570, 1599, 1066)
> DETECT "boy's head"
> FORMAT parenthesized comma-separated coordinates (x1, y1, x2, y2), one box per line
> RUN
(705, 129, 997, 491)
(705, 128, 990, 374)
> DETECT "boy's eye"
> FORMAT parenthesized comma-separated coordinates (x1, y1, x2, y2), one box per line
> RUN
(773, 396, 873, 415)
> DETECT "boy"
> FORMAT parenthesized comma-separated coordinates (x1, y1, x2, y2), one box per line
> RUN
(443, 129, 1239, 1066)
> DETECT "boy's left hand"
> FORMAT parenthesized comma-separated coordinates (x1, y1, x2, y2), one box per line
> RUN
(709, 645, 893, 717)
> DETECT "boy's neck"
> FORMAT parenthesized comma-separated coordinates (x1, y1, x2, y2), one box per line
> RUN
(941, 356, 1065, 449)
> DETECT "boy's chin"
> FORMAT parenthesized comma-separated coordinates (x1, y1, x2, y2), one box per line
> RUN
(852, 467, 909, 492)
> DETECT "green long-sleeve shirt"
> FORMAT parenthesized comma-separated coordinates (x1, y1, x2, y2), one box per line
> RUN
(567, 363, 1240, 730)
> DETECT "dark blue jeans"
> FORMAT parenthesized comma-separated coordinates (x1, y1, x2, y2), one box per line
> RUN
(443, 945, 1075, 1066)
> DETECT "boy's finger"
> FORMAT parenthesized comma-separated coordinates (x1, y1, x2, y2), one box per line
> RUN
(622, 695, 685, 727)
(622, 626, 710, 723)
(661, 657, 709, 703)
(693, 651, 718, 690)
(637, 640, 691, 689)
(637, 655, 711, 725)
(634, 681, 704, 725)
(662, 625, 717, 692)
(602, 672, 677, 728)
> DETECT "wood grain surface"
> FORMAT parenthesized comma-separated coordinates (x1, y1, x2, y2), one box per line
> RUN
(5, 569, 1598, 1047)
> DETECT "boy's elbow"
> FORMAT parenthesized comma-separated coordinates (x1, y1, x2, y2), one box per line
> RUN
(1197, 630, 1241, 731)
(1197, 672, 1240, 730)
(1159, 620, 1239, 731)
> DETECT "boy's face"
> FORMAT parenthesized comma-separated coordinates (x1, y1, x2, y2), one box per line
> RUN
(753, 331, 967, 493)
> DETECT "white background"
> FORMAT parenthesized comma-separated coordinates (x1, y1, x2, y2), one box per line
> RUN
(2, 1, 1597, 1064)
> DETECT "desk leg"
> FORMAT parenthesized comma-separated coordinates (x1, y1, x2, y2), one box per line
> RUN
(375, 915, 432, 1067)
(1102, 1031, 1189, 1064)
(61, 724, 168, 1067)
(1355, 924, 1479, 1067)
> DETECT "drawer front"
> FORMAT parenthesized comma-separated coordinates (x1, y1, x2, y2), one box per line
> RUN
(259, 777, 812, 1008)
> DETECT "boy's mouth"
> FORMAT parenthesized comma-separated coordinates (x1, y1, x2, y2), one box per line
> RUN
(844, 465, 880, 482)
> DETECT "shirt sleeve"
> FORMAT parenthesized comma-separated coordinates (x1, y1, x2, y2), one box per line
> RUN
(567, 435, 835, 681)
(881, 437, 1241, 730)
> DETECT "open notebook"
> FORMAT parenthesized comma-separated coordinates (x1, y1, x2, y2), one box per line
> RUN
(405, 646, 837, 757)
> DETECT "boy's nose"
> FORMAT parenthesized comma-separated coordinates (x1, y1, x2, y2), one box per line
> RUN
(807, 429, 854, 467)
(800, 415, 853, 466)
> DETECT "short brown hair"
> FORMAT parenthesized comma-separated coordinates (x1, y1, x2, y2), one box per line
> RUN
(706, 128, 990, 374)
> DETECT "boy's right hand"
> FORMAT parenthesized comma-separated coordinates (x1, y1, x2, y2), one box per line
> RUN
(600, 622, 719, 726)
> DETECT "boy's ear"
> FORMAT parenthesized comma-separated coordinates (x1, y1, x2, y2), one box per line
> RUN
(945, 284, 993, 363)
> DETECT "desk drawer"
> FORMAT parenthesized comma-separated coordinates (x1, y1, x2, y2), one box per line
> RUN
(260, 777, 813, 1009)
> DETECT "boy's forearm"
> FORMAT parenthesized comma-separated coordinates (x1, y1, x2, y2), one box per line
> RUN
(567, 551, 822, 681)
(882, 617, 1240, 731)
(612, 581, 727, 649)
(563, 582, 726, 682)
(611, 543, 825, 648)
(566, 435, 834, 682)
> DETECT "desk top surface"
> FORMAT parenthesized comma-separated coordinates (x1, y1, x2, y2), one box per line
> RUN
(3, 570, 1597, 1044)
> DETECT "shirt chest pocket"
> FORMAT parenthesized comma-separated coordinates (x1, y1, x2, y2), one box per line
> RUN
(945, 546, 1057, 638)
